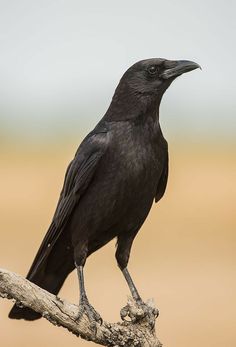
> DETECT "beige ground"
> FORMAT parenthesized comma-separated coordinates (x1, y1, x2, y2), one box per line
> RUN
(0, 142, 235, 347)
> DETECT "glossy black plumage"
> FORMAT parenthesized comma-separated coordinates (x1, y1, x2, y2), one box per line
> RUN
(9, 58, 199, 320)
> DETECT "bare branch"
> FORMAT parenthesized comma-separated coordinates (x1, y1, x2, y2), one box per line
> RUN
(0, 268, 162, 347)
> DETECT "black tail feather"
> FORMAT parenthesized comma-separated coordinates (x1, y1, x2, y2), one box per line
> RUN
(9, 237, 75, 320)
(9, 306, 42, 321)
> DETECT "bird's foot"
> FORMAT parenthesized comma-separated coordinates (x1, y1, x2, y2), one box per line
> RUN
(120, 297, 159, 327)
(76, 296, 102, 329)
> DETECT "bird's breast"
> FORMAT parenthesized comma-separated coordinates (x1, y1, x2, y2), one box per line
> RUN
(99, 123, 166, 215)
(74, 121, 167, 234)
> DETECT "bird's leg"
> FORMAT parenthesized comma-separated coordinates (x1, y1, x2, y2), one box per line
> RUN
(120, 265, 159, 321)
(75, 264, 102, 325)
(116, 234, 159, 321)
(116, 233, 143, 304)
(122, 267, 142, 303)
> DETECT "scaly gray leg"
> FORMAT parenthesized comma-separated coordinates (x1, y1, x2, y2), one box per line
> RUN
(75, 264, 102, 325)
(122, 267, 142, 302)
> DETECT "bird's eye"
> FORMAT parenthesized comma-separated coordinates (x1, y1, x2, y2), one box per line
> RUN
(147, 66, 158, 75)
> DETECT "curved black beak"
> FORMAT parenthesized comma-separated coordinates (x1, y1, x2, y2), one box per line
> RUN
(160, 60, 201, 79)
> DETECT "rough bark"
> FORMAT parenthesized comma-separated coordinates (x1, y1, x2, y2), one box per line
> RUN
(0, 268, 162, 347)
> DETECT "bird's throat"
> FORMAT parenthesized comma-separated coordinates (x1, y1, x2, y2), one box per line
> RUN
(104, 86, 161, 123)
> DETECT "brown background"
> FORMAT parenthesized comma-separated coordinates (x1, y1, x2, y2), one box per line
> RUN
(0, 142, 235, 347)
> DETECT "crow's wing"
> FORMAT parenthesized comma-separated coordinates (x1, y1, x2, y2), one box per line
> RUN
(155, 151, 169, 203)
(27, 128, 108, 278)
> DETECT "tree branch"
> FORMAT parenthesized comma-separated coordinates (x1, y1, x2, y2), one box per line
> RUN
(0, 268, 162, 347)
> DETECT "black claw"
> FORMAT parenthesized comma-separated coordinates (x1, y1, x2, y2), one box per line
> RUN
(97, 316, 103, 325)
(139, 301, 158, 316)
(75, 297, 102, 328)
(120, 298, 159, 325)
(120, 305, 129, 321)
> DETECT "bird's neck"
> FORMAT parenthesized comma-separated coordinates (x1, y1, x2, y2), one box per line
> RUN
(103, 81, 162, 123)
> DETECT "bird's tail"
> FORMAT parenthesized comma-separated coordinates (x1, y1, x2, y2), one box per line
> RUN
(8, 268, 69, 320)
(9, 229, 75, 321)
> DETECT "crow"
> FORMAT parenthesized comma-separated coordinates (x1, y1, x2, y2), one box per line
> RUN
(9, 58, 200, 322)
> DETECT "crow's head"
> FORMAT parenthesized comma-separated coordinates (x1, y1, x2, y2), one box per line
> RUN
(105, 58, 200, 120)
(121, 58, 200, 98)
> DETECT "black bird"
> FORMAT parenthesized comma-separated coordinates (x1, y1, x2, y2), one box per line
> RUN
(9, 58, 200, 322)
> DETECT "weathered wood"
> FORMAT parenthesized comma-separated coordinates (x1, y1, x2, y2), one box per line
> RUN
(0, 268, 162, 346)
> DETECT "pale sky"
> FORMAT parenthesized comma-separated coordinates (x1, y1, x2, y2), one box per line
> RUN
(0, 0, 235, 141)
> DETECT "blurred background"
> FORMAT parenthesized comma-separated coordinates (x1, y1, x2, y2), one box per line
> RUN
(0, 1, 235, 346)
